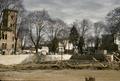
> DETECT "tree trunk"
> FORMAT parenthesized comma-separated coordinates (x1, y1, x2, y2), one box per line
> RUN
(35, 47, 38, 55)
(35, 46, 40, 63)
(78, 36, 84, 55)
(95, 37, 99, 50)
(14, 37, 18, 55)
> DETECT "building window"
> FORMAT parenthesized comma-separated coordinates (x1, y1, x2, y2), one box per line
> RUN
(2, 51, 5, 55)
(2, 43, 4, 48)
(5, 43, 7, 49)
(2, 43, 7, 49)
(11, 15, 14, 20)
(12, 44, 14, 48)
(2, 35, 4, 39)
(5, 34, 7, 39)
(1, 32, 7, 40)
(2, 32, 4, 39)
(10, 23, 13, 27)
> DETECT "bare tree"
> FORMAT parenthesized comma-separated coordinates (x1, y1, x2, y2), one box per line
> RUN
(44, 18, 67, 53)
(106, 7, 120, 34)
(45, 19, 66, 40)
(74, 19, 92, 54)
(94, 21, 104, 50)
(29, 21, 44, 55)
(57, 28, 69, 40)
(28, 11, 46, 58)
(45, 21, 60, 41)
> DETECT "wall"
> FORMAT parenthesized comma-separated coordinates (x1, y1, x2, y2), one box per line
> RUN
(0, 54, 72, 65)
(0, 54, 34, 65)
(40, 54, 72, 62)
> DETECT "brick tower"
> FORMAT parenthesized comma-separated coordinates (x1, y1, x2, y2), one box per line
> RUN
(0, 9, 18, 55)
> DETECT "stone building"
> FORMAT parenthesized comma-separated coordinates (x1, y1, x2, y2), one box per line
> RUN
(0, 9, 18, 55)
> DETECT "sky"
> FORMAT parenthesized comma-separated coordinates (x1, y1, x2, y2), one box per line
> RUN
(23, 0, 120, 24)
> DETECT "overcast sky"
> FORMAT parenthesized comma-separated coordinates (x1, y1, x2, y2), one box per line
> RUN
(23, 0, 120, 24)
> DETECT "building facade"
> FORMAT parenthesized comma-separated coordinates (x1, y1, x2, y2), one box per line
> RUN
(0, 9, 18, 55)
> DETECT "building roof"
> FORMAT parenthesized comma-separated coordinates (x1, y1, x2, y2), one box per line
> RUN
(2, 9, 18, 13)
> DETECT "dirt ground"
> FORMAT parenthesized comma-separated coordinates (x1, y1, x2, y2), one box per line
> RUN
(0, 70, 120, 81)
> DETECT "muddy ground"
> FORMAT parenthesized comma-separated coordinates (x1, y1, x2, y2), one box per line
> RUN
(0, 70, 120, 81)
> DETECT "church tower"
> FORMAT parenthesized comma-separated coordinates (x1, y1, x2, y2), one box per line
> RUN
(0, 9, 18, 55)
(2, 9, 17, 31)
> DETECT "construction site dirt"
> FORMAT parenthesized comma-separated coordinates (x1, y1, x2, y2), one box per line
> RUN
(0, 69, 120, 81)
(0, 62, 120, 81)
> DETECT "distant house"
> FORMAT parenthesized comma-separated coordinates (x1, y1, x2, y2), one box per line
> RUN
(40, 46, 49, 55)
(58, 42, 64, 53)
(114, 32, 120, 51)
(100, 34, 118, 52)
(58, 39, 73, 54)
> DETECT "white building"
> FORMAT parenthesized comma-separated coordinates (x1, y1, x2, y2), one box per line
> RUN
(114, 32, 120, 50)
(58, 40, 73, 53)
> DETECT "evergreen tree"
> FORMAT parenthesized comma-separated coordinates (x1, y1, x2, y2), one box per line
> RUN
(49, 37, 59, 54)
(78, 36, 84, 54)
(69, 25, 79, 48)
